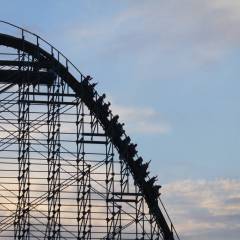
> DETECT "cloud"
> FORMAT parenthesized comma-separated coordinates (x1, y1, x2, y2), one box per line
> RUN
(162, 178, 240, 240)
(110, 101, 171, 134)
(64, 0, 240, 69)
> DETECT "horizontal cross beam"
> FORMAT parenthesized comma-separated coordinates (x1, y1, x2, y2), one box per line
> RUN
(0, 69, 56, 85)
(0, 60, 49, 69)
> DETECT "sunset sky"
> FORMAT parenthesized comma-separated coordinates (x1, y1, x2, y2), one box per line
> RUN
(1, 1, 240, 239)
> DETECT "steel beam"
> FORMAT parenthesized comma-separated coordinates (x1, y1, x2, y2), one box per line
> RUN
(0, 70, 55, 85)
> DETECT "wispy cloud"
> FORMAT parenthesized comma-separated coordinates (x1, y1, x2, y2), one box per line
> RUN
(162, 178, 240, 240)
(110, 101, 171, 134)
(64, 0, 240, 68)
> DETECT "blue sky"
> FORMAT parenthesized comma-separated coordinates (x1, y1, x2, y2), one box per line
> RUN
(1, 1, 240, 239)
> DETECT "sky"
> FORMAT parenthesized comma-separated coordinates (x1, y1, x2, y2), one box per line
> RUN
(0, 1, 240, 239)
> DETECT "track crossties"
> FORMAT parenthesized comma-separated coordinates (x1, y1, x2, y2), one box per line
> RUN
(0, 21, 179, 240)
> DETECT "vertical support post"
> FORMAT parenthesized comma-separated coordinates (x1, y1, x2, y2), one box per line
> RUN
(135, 188, 145, 240)
(106, 136, 113, 239)
(120, 159, 129, 194)
(105, 136, 121, 240)
(150, 214, 161, 240)
(76, 99, 91, 239)
(45, 75, 61, 239)
(119, 158, 130, 238)
(14, 45, 31, 240)
(14, 76, 30, 240)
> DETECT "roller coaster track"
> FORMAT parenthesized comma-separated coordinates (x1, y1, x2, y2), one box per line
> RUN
(0, 21, 180, 240)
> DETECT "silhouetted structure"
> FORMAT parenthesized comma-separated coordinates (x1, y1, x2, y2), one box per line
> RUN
(0, 21, 180, 240)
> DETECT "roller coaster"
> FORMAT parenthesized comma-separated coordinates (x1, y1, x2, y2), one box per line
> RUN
(0, 21, 180, 240)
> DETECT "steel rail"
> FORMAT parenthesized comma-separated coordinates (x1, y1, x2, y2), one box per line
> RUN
(0, 21, 179, 240)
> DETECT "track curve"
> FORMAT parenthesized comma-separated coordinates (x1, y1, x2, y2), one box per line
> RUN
(0, 23, 179, 240)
